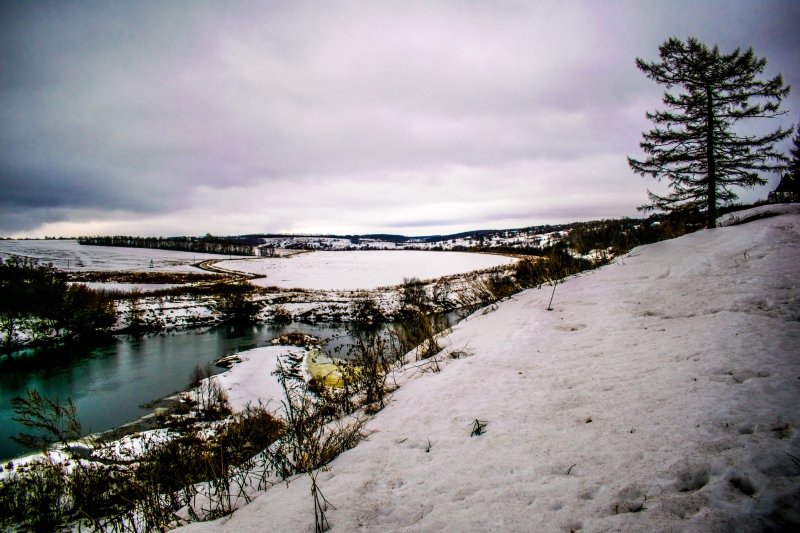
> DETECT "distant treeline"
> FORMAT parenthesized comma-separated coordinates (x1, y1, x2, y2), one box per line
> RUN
(237, 225, 575, 245)
(77, 235, 255, 256)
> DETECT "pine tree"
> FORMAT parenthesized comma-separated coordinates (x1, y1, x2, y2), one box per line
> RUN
(629, 37, 791, 228)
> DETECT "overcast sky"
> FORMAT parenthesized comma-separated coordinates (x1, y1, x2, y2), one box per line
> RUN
(1, 0, 798, 238)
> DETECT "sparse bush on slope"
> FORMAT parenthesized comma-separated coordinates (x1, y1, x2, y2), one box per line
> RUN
(1, 379, 283, 531)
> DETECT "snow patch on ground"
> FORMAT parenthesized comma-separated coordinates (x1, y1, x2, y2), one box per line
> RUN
(717, 203, 800, 226)
(212, 346, 307, 414)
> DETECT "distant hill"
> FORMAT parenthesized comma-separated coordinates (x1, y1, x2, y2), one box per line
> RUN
(78, 204, 766, 257)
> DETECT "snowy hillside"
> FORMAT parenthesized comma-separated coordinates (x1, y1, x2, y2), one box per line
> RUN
(183, 205, 800, 532)
(255, 228, 568, 252)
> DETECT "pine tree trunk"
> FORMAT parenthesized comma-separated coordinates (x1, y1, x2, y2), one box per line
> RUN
(705, 86, 717, 228)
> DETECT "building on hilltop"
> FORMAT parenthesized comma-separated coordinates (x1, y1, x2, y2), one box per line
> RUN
(768, 174, 799, 203)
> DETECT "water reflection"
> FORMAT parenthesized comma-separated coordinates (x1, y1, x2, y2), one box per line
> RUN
(0, 313, 460, 460)
(0, 323, 348, 460)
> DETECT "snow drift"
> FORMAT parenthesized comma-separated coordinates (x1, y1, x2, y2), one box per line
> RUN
(182, 205, 800, 532)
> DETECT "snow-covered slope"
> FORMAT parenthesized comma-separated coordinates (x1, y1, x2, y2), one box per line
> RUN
(183, 205, 800, 532)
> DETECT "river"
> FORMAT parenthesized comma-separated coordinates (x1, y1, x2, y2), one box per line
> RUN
(0, 322, 363, 461)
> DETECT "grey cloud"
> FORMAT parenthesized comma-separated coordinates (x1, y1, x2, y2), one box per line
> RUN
(1, 168, 120, 210)
(1, 0, 798, 236)
(0, 207, 69, 235)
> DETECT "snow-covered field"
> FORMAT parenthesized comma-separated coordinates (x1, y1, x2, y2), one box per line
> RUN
(0, 241, 513, 291)
(182, 205, 800, 531)
(0, 239, 221, 272)
(219, 250, 515, 290)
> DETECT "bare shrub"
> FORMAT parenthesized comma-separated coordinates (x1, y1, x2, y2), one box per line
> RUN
(3, 390, 132, 531)
(69, 462, 135, 529)
(391, 308, 442, 362)
(514, 258, 549, 288)
(0, 458, 69, 531)
(431, 277, 454, 309)
(347, 332, 395, 408)
(122, 296, 167, 334)
(470, 419, 488, 437)
(209, 282, 262, 324)
(270, 304, 293, 323)
(11, 389, 83, 453)
(189, 362, 210, 388)
(350, 293, 385, 324)
(270, 361, 365, 479)
(484, 272, 519, 300)
(2, 387, 285, 531)
(452, 275, 496, 313)
(192, 364, 232, 421)
(400, 277, 429, 311)
(310, 470, 334, 533)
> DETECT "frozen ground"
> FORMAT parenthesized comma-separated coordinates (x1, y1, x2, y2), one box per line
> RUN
(220, 250, 515, 290)
(213, 346, 308, 414)
(0, 239, 221, 272)
(182, 204, 800, 532)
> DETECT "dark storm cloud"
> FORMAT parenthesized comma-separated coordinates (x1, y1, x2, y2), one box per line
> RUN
(1, 169, 110, 210)
(1, 0, 798, 236)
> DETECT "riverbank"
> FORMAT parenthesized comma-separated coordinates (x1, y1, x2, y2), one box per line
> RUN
(0, 323, 335, 461)
(109, 258, 517, 332)
(0, 339, 311, 473)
